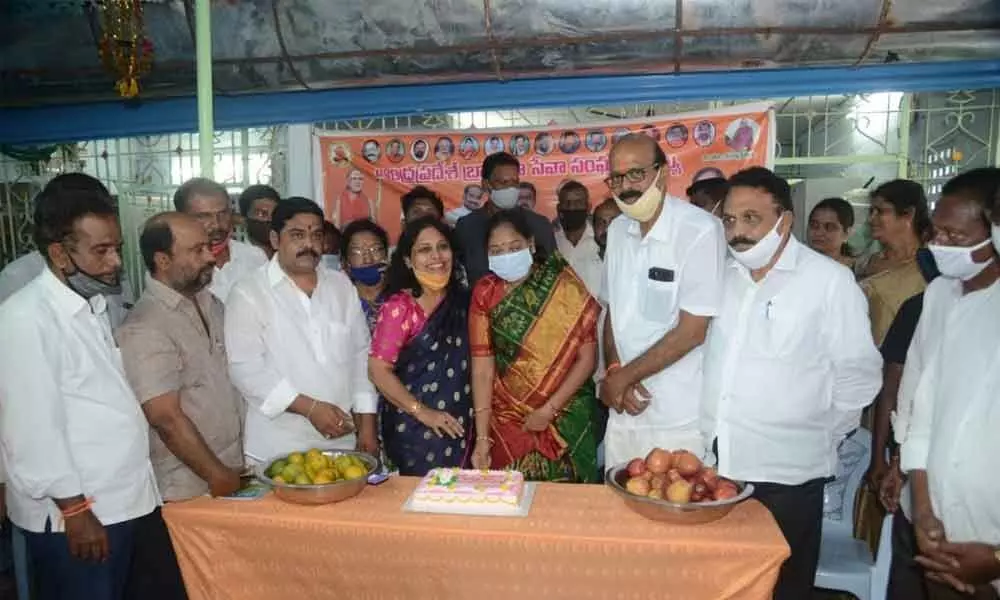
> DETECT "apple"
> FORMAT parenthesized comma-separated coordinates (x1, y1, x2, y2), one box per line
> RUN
(674, 451, 702, 477)
(645, 448, 672, 474)
(638, 470, 654, 482)
(713, 481, 739, 501)
(666, 468, 684, 484)
(626, 458, 647, 478)
(692, 482, 708, 502)
(626, 477, 652, 496)
(700, 467, 719, 491)
(665, 479, 693, 504)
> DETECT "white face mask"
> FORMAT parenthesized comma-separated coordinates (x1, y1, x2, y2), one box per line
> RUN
(728, 213, 786, 270)
(992, 223, 1000, 254)
(927, 238, 993, 281)
(489, 187, 520, 210)
(613, 169, 663, 223)
(322, 254, 341, 271)
(488, 248, 533, 282)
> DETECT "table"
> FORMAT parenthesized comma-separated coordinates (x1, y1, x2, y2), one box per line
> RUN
(163, 476, 789, 600)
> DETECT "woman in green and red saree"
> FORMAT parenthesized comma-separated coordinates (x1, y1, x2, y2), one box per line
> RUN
(469, 210, 602, 483)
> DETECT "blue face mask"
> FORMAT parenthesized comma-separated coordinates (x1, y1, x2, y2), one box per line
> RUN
(488, 248, 533, 282)
(349, 263, 386, 286)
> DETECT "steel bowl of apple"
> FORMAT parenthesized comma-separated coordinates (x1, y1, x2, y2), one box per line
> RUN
(605, 448, 754, 525)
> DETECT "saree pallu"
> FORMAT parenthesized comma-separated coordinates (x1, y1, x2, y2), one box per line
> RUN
(487, 256, 602, 483)
(380, 289, 473, 476)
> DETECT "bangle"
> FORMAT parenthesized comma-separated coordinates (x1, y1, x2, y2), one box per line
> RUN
(474, 407, 491, 414)
(410, 401, 422, 416)
(305, 399, 318, 420)
(60, 497, 94, 520)
(475, 435, 493, 447)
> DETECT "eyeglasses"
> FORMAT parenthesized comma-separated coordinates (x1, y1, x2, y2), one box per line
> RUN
(348, 245, 387, 259)
(604, 163, 660, 189)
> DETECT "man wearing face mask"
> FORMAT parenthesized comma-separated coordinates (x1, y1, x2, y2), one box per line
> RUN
(889, 168, 1000, 600)
(238, 184, 280, 259)
(600, 133, 726, 469)
(225, 197, 379, 463)
(554, 180, 603, 297)
(0, 184, 185, 600)
(701, 167, 882, 600)
(454, 152, 556, 283)
(174, 178, 267, 303)
(0, 174, 134, 330)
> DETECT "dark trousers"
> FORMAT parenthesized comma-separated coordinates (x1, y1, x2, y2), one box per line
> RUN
(750, 478, 826, 600)
(21, 507, 187, 600)
(889, 513, 1000, 600)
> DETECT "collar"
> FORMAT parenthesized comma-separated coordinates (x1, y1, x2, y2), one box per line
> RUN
(39, 265, 90, 316)
(625, 196, 676, 242)
(144, 275, 211, 311)
(728, 233, 803, 273)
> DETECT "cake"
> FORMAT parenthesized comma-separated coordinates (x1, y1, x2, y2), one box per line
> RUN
(410, 468, 525, 516)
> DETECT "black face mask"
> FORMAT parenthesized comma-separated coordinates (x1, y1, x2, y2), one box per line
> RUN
(558, 209, 589, 233)
(245, 218, 271, 248)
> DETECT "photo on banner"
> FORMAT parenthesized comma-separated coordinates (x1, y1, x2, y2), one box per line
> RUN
(316, 103, 775, 242)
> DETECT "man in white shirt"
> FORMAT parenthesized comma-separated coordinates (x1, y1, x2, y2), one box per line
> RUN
(554, 180, 603, 297)
(445, 184, 483, 226)
(701, 167, 882, 600)
(174, 177, 267, 303)
(893, 168, 1000, 600)
(0, 174, 134, 330)
(0, 183, 185, 600)
(225, 197, 378, 464)
(600, 134, 726, 468)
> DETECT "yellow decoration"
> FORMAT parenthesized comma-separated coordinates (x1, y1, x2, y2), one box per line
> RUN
(97, 0, 154, 99)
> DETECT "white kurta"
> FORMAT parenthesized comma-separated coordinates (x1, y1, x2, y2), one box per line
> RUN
(603, 197, 725, 467)
(554, 223, 604, 299)
(898, 277, 1000, 594)
(209, 240, 268, 304)
(224, 258, 378, 462)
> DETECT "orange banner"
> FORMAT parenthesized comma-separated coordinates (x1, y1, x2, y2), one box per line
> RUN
(317, 103, 774, 241)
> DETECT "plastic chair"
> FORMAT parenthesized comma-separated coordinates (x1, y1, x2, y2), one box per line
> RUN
(815, 512, 894, 600)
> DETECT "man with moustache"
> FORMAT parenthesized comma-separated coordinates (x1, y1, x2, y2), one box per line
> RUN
(0, 183, 185, 600)
(890, 168, 1000, 600)
(174, 177, 267, 303)
(599, 133, 726, 468)
(592, 198, 622, 261)
(225, 197, 379, 463)
(700, 167, 882, 599)
(445, 184, 483, 225)
(0, 174, 134, 330)
(238, 184, 280, 259)
(116, 213, 245, 502)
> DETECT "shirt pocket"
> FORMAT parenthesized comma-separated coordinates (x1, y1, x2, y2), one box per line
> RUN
(642, 279, 678, 324)
(321, 321, 352, 366)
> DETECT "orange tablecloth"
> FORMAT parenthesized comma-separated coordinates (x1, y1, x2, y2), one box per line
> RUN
(163, 477, 789, 600)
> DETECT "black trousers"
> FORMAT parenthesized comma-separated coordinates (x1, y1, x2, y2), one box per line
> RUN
(749, 478, 826, 600)
(889, 513, 999, 600)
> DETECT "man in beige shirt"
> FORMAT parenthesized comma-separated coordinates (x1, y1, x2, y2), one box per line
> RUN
(117, 212, 245, 501)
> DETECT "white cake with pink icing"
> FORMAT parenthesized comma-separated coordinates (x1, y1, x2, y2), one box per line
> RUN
(411, 468, 525, 515)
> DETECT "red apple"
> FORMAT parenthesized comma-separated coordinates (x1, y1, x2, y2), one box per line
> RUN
(700, 467, 719, 491)
(645, 448, 672, 474)
(692, 482, 708, 502)
(665, 468, 684, 484)
(713, 481, 739, 501)
(626, 458, 647, 478)
(674, 451, 703, 477)
(666, 479, 693, 504)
